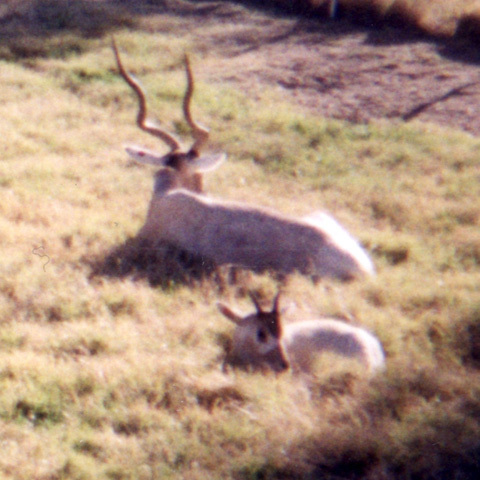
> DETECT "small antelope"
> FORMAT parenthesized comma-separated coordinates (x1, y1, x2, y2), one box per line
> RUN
(217, 293, 385, 374)
(113, 42, 375, 281)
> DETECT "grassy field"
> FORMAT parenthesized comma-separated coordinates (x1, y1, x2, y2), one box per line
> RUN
(1, 1, 480, 479)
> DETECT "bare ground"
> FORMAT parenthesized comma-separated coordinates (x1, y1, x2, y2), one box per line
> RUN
(2, 0, 480, 135)
(144, 0, 480, 136)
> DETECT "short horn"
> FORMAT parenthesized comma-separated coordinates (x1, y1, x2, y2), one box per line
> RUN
(272, 291, 282, 314)
(248, 292, 263, 314)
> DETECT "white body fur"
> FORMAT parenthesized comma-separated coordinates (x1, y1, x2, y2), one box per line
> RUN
(218, 295, 385, 374)
(139, 176, 375, 280)
(281, 319, 385, 373)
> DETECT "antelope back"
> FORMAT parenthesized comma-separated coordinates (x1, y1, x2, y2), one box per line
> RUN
(282, 319, 385, 373)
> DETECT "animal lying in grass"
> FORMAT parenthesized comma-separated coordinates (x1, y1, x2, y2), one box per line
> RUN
(113, 41, 375, 281)
(217, 293, 385, 374)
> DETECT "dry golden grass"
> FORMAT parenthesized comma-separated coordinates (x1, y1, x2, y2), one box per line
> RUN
(0, 3, 479, 480)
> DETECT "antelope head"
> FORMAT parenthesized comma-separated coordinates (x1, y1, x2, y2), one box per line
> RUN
(217, 292, 289, 372)
(112, 39, 225, 194)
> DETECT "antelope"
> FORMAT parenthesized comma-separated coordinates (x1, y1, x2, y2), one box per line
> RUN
(113, 41, 375, 281)
(217, 293, 385, 374)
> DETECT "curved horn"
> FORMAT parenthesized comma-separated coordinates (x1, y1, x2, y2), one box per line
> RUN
(183, 54, 210, 154)
(112, 38, 182, 152)
(248, 292, 263, 314)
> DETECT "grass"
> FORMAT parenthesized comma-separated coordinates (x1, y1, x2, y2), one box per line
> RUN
(0, 1, 480, 479)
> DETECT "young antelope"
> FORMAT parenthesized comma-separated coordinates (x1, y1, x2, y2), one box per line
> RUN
(217, 293, 385, 374)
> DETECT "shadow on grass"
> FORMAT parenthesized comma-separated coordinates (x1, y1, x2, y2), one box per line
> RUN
(88, 235, 261, 291)
(0, 0, 133, 60)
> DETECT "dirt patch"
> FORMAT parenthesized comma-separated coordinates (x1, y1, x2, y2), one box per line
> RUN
(3, 0, 480, 136)
(149, 1, 480, 137)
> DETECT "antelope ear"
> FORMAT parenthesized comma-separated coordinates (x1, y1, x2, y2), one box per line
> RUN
(125, 146, 170, 166)
(190, 153, 226, 172)
(217, 303, 243, 325)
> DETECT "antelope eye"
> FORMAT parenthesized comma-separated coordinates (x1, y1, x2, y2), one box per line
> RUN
(256, 328, 267, 343)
